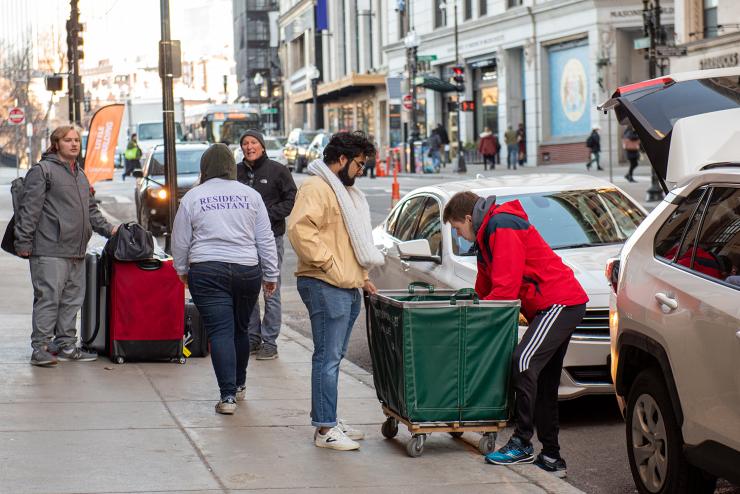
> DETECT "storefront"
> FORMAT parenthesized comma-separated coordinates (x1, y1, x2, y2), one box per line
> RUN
(471, 58, 498, 136)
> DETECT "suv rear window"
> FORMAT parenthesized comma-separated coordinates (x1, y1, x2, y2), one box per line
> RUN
(623, 77, 740, 137)
(654, 187, 709, 261)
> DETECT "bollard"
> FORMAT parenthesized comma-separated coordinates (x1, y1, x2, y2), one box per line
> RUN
(391, 167, 401, 207)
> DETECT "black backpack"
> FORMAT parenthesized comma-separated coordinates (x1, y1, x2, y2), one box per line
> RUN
(1, 163, 51, 257)
(102, 222, 154, 262)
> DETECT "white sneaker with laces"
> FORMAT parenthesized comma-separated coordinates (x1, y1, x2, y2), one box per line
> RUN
(314, 426, 360, 451)
(337, 419, 365, 440)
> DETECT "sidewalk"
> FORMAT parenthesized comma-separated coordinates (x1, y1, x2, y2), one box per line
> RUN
(0, 190, 583, 492)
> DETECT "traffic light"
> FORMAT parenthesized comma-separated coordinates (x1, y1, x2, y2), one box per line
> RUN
(452, 66, 465, 92)
(66, 19, 84, 62)
(460, 100, 475, 112)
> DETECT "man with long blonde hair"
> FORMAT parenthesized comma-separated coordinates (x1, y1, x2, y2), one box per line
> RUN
(14, 125, 118, 366)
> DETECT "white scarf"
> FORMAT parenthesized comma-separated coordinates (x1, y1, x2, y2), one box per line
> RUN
(307, 159, 385, 269)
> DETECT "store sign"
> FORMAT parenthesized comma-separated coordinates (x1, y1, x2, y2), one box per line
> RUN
(470, 58, 496, 69)
(611, 7, 673, 17)
(700, 53, 739, 70)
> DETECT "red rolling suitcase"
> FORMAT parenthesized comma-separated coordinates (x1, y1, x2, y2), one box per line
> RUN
(108, 257, 185, 364)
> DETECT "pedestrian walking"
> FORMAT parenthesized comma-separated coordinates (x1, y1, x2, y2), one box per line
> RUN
(623, 127, 640, 182)
(585, 127, 603, 171)
(14, 125, 119, 367)
(288, 131, 384, 451)
(504, 125, 518, 169)
(172, 143, 279, 415)
(237, 130, 297, 361)
(443, 191, 588, 478)
(478, 127, 498, 171)
(122, 133, 142, 181)
(435, 123, 450, 167)
(516, 123, 526, 167)
(428, 130, 442, 172)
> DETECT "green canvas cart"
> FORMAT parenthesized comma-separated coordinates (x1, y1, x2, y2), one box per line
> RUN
(366, 283, 520, 457)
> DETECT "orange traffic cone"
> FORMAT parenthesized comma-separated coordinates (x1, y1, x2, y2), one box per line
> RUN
(391, 168, 401, 207)
(376, 155, 384, 177)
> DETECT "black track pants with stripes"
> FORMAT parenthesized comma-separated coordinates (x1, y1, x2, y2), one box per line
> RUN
(511, 303, 586, 457)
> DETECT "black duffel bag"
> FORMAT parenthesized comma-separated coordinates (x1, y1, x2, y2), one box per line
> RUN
(104, 222, 154, 262)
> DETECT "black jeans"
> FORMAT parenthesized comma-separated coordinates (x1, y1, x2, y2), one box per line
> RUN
(188, 262, 262, 399)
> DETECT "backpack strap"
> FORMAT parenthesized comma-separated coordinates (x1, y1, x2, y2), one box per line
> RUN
(36, 162, 52, 191)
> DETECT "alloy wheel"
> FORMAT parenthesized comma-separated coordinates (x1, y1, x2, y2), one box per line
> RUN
(631, 393, 668, 493)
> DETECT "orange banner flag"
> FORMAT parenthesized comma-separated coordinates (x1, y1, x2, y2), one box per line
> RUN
(84, 103, 124, 185)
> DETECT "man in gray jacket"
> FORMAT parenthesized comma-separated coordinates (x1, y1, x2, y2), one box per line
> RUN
(15, 125, 118, 367)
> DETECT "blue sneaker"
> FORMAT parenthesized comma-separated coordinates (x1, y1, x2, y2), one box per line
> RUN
(484, 436, 534, 465)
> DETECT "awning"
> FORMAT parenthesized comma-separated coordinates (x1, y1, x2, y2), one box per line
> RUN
(291, 73, 386, 104)
(415, 76, 458, 93)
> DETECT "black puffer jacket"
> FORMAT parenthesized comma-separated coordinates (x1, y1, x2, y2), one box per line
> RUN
(236, 154, 297, 236)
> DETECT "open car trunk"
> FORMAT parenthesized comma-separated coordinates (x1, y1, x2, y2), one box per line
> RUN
(599, 68, 740, 190)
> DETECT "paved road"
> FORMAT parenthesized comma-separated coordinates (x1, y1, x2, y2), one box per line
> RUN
(92, 163, 737, 494)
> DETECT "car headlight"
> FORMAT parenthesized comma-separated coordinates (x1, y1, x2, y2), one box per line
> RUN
(148, 188, 167, 200)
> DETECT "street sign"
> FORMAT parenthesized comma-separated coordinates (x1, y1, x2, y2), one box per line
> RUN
(657, 46, 688, 57)
(417, 54, 437, 62)
(8, 107, 25, 125)
(261, 107, 278, 114)
(633, 37, 651, 50)
(402, 94, 413, 111)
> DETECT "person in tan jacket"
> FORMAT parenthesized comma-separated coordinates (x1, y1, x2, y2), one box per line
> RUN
(288, 131, 383, 451)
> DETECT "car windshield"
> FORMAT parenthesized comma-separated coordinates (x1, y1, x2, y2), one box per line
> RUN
(147, 148, 205, 176)
(264, 139, 281, 150)
(137, 122, 184, 141)
(452, 189, 646, 255)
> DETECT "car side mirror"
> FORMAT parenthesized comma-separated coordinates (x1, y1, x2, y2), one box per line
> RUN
(132, 169, 144, 178)
(397, 239, 441, 264)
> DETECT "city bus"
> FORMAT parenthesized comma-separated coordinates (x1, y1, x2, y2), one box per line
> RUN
(184, 103, 261, 145)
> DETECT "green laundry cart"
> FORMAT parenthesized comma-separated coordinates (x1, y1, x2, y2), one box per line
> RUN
(366, 282, 520, 457)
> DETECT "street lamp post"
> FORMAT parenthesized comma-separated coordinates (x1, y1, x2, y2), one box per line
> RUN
(253, 72, 264, 130)
(404, 31, 419, 174)
(642, 0, 665, 202)
(308, 65, 321, 129)
(440, 0, 465, 172)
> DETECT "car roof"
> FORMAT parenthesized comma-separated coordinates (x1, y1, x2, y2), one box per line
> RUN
(401, 174, 621, 200)
(151, 142, 209, 151)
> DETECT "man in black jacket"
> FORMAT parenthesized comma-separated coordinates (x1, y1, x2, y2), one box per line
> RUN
(585, 127, 603, 171)
(237, 130, 297, 360)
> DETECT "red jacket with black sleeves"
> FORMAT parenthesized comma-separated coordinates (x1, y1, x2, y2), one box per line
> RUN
(474, 200, 588, 321)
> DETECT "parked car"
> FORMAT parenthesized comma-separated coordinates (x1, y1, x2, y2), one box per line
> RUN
(232, 136, 287, 166)
(371, 174, 647, 399)
(283, 128, 320, 172)
(603, 67, 740, 494)
(305, 132, 331, 164)
(133, 142, 208, 235)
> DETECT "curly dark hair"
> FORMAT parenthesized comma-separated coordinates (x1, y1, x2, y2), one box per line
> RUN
(323, 131, 376, 165)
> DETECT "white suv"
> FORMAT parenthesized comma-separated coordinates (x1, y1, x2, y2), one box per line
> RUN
(604, 68, 740, 494)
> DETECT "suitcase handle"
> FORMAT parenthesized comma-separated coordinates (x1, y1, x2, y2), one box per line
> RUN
(136, 259, 162, 271)
(450, 288, 479, 305)
(408, 282, 435, 294)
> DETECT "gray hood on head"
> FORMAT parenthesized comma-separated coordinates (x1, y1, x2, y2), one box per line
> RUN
(471, 195, 497, 236)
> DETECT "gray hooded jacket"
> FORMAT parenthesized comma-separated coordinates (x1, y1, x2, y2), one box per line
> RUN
(14, 153, 114, 258)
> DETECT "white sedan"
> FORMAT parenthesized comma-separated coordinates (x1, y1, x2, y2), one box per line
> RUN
(232, 136, 287, 166)
(370, 173, 647, 400)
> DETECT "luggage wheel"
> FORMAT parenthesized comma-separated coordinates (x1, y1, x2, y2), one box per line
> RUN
(178, 357, 186, 364)
(406, 434, 426, 458)
(115, 356, 124, 365)
(478, 432, 497, 454)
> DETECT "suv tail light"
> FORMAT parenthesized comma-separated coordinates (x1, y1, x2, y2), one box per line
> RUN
(605, 257, 620, 294)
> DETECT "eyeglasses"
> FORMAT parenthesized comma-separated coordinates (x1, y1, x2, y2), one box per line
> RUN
(351, 159, 366, 172)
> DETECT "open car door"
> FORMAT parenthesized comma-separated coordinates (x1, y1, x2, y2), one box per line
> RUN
(599, 68, 740, 191)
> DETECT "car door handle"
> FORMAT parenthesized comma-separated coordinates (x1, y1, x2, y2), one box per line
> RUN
(736, 331, 740, 342)
(400, 260, 410, 271)
(655, 292, 678, 312)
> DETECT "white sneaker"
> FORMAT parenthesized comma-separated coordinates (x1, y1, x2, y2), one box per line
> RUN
(236, 385, 246, 401)
(314, 426, 360, 451)
(337, 419, 365, 440)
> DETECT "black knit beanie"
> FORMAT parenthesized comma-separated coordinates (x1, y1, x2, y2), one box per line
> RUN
(200, 143, 237, 183)
(239, 129, 266, 151)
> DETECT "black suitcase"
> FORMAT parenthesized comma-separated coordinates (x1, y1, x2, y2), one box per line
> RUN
(184, 301, 209, 358)
(80, 251, 108, 354)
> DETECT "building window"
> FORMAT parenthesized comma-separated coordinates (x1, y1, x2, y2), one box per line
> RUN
(290, 34, 305, 73)
(434, 0, 446, 28)
(464, 0, 472, 20)
(703, 0, 718, 38)
(398, 9, 408, 41)
(479, 0, 487, 17)
(507, 0, 522, 7)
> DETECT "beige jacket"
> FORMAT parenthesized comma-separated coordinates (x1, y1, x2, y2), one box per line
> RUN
(288, 176, 368, 289)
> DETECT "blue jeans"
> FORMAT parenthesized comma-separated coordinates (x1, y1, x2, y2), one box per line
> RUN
(297, 276, 362, 428)
(430, 149, 441, 171)
(507, 146, 518, 169)
(248, 235, 284, 350)
(189, 262, 262, 399)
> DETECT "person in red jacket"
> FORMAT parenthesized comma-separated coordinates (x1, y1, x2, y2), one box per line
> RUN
(478, 127, 498, 171)
(443, 191, 588, 477)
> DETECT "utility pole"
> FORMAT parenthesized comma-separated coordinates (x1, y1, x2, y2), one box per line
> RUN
(66, 0, 83, 126)
(159, 0, 179, 253)
(642, 0, 665, 202)
(405, 30, 419, 174)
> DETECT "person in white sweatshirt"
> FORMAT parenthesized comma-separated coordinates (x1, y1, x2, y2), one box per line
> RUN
(173, 143, 279, 415)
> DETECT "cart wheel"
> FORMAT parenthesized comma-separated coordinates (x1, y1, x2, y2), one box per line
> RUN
(178, 357, 186, 364)
(115, 356, 124, 365)
(478, 432, 497, 455)
(381, 417, 398, 439)
(449, 432, 464, 439)
(406, 434, 425, 457)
